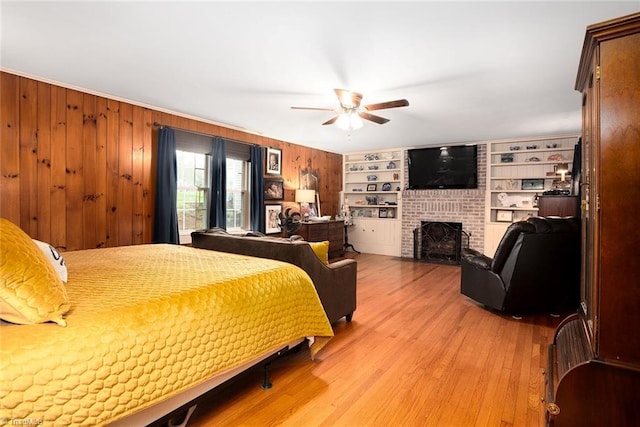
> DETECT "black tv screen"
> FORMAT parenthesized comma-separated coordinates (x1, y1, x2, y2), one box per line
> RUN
(408, 145, 478, 189)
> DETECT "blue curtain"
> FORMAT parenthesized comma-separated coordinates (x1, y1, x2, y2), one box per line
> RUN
(209, 137, 227, 229)
(250, 145, 265, 232)
(153, 127, 179, 244)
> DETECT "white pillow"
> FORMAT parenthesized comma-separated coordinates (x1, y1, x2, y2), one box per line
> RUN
(32, 239, 68, 283)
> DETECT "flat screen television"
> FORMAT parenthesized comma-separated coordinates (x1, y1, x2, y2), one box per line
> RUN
(408, 145, 478, 189)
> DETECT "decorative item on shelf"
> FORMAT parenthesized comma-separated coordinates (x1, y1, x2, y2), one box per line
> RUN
(496, 210, 513, 222)
(395, 186, 401, 191)
(381, 182, 392, 191)
(501, 153, 514, 163)
(387, 208, 396, 218)
(393, 172, 399, 180)
(352, 188, 363, 192)
(366, 175, 378, 181)
(509, 145, 521, 151)
(526, 144, 538, 150)
(546, 143, 558, 148)
(365, 196, 378, 205)
(340, 197, 352, 225)
(349, 166, 359, 171)
(497, 192, 533, 208)
(505, 179, 517, 190)
(364, 153, 379, 161)
(366, 184, 377, 191)
(547, 153, 564, 161)
(525, 156, 541, 162)
(494, 184, 504, 190)
(379, 208, 388, 218)
(368, 165, 379, 170)
(387, 161, 396, 169)
(521, 179, 544, 190)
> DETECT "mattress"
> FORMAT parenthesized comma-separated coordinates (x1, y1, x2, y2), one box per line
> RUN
(0, 244, 333, 426)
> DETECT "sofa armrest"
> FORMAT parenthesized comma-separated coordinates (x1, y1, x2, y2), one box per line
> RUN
(460, 256, 507, 311)
(327, 258, 357, 270)
(461, 248, 492, 270)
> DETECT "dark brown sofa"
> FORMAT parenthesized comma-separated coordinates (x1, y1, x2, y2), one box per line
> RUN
(191, 228, 357, 324)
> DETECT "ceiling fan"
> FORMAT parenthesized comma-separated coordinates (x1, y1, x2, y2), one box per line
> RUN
(291, 89, 409, 130)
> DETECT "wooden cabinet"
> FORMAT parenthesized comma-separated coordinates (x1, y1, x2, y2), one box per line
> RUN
(343, 149, 404, 256)
(545, 13, 640, 427)
(297, 220, 344, 258)
(348, 218, 401, 257)
(537, 195, 578, 217)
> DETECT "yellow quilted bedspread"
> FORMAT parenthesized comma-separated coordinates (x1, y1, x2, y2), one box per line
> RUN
(0, 244, 333, 426)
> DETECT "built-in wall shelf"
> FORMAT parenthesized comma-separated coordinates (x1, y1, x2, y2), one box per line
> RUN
(484, 134, 579, 256)
(343, 149, 404, 256)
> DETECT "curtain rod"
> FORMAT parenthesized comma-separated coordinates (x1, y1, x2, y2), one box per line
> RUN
(152, 122, 260, 147)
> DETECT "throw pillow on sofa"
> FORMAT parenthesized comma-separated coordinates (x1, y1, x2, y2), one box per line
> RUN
(309, 241, 330, 265)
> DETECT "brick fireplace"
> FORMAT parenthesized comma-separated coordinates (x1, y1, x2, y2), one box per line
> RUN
(413, 221, 467, 265)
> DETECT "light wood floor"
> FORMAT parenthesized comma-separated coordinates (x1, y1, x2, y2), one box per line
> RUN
(188, 253, 564, 427)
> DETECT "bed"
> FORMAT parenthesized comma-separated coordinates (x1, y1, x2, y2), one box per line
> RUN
(0, 219, 334, 426)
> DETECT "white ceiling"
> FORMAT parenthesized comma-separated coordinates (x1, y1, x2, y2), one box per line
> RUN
(2, 1, 638, 154)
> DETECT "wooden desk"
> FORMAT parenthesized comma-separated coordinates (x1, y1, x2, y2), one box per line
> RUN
(296, 220, 345, 258)
(537, 195, 578, 217)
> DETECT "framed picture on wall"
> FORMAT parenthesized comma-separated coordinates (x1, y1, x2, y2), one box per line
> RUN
(264, 178, 284, 200)
(266, 147, 282, 175)
(265, 204, 282, 234)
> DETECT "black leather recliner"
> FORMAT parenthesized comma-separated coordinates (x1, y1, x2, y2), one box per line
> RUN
(460, 217, 580, 314)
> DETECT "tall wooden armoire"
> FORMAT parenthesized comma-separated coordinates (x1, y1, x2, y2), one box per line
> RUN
(544, 12, 640, 427)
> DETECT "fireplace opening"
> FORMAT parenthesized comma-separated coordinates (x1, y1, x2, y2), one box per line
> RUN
(413, 221, 469, 265)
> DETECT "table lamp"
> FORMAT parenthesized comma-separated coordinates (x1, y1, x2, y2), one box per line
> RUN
(295, 189, 316, 221)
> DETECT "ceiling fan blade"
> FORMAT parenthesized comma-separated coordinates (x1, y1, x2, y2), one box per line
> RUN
(322, 116, 339, 125)
(364, 99, 410, 111)
(335, 88, 363, 109)
(291, 106, 335, 111)
(359, 112, 390, 125)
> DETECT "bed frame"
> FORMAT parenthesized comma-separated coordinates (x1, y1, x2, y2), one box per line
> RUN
(113, 339, 305, 427)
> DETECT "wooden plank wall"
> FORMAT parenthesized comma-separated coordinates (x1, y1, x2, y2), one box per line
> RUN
(0, 71, 343, 250)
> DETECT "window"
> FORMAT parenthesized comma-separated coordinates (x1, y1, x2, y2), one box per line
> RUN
(176, 150, 209, 237)
(175, 131, 252, 241)
(225, 157, 250, 230)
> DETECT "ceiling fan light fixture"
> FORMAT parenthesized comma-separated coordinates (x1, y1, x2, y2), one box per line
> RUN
(291, 88, 408, 129)
(336, 111, 363, 131)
